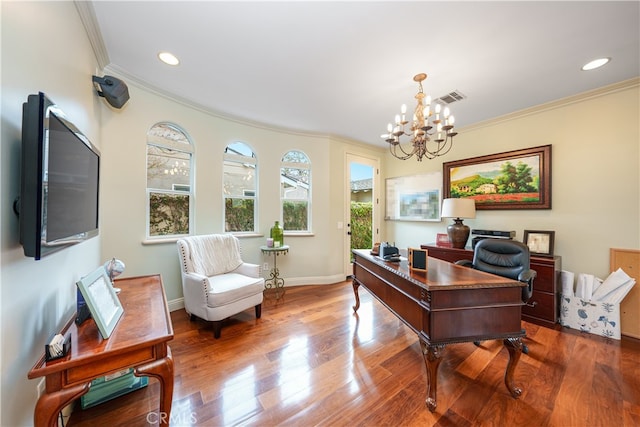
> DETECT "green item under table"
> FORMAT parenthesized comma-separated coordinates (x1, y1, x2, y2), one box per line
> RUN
(81, 368, 148, 409)
(260, 245, 289, 298)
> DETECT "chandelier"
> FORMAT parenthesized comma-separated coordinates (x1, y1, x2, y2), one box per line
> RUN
(382, 73, 457, 161)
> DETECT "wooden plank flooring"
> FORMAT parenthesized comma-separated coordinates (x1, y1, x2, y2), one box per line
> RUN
(69, 281, 640, 426)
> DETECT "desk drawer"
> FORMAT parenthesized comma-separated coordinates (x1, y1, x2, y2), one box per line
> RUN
(66, 347, 155, 385)
(522, 290, 557, 323)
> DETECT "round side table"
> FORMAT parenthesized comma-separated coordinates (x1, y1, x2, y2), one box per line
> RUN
(260, 245, 289, 298)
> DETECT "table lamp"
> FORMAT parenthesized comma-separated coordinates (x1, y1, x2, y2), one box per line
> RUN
(441, 198, 476, 249)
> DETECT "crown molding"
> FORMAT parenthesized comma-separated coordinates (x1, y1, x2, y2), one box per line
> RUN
(75, 0, 110, 70)
(461, 77, 640, 133)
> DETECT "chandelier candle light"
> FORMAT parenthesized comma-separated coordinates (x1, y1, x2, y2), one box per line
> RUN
(382, 73, 457, 161)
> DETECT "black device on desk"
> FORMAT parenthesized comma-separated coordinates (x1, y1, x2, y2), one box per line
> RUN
(380, 242, 401, 262)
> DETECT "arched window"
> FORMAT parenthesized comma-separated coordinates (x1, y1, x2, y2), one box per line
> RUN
(224, 142, 257, 233)
(281, 150, 311, 232)
(146, 123, 194, 238)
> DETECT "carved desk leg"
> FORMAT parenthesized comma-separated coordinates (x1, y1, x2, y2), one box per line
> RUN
(135, 347, 174, 425)
(503, 337, 523, 398)
(352, 279, 361, 312)
(420, 340, 445, 412)
(34, 382, 90, 427)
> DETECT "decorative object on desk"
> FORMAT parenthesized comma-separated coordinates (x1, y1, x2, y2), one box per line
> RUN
(381, 73, 460, 161)
(441, 198, 476, 249)
(75, 288, 92, 325)
(270, 221, 284, 248)
(103, 257, 125, 294)
(266, 237, 274, 248)
(409, 248, 428, 272)
(523, 230, 555, 256)
(435, 233, 452, 248)
(443, 144, 551, 210)
(45, 332, 71, 361)
(370, 242, 380, 256)
(380, 242, 400, 259)
(76, 266, 124, 339)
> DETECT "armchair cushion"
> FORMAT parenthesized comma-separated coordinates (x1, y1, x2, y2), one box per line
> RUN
(206, 273, 264, 308)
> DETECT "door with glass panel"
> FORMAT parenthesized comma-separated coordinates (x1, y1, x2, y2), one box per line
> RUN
(345, 154, 379, 275)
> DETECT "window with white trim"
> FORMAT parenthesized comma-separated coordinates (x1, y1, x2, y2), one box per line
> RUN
(146, 123, 193, 237)
(281, 150, 311, 232)
(224, 142, 257, 232)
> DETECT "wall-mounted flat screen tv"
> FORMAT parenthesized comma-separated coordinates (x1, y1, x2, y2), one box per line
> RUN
(17, 92, 100, 260)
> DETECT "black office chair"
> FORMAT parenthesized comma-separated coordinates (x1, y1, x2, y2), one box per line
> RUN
(455, 238, 536, 354)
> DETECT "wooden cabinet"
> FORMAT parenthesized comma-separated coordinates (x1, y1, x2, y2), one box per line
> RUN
(421, 244, 562, 328)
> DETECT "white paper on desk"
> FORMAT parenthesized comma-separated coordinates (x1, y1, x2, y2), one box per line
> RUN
(560, 270, 575, 297)
(592, 268, 635, 303)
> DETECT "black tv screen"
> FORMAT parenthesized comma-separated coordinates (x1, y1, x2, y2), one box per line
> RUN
(18, 92, 100, 259)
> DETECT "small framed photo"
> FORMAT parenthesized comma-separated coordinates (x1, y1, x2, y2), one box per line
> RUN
(523, 230, 555, 257)
(76, 266, 124, 339)
(409, 248, 428, 272)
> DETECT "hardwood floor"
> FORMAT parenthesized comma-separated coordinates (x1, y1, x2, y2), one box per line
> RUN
(69, 281, 640, 426)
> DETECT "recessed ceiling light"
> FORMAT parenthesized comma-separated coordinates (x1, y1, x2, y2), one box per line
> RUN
(581, 57, 610, 71)
(158, 51, 180, 66)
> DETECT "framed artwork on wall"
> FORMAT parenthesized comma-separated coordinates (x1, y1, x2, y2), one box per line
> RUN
(443, 145, 551, 210)
(385, 172, 442, 221)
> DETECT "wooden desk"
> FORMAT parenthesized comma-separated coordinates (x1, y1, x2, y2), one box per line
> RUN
(351, 250, 526, 412)
(28, 274, 174, 426)
(421, 244, 562, 328)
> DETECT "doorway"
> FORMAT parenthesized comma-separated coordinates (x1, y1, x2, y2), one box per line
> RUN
(345, 154, 379, 276)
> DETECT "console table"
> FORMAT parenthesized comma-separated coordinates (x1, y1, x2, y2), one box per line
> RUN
(28, 274, 174, 426)
(352, 250, 526, 412)
(421, 244, 562, 328)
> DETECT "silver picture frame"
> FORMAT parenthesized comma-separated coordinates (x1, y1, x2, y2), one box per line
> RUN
(76, 266, 124, 338)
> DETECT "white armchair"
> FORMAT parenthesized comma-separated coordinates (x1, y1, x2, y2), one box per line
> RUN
(177, 234, 265, 338)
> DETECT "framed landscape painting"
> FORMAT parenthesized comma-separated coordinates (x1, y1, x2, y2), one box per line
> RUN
(443, 145, 551, 210)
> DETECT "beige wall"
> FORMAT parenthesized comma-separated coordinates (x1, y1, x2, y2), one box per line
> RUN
(1, 2, 103, 425)
(383, 81, 640, 281)
(98, 82, 386, 303)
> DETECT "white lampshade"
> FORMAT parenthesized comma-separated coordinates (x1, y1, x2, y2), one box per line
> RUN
(441, 198, 476, 219)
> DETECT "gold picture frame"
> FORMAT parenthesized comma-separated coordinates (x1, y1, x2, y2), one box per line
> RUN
(443, 145, 551, 210)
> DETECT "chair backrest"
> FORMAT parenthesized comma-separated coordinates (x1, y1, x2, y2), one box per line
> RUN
(472, 238, 531, 281)
(177, 234, 243, 276)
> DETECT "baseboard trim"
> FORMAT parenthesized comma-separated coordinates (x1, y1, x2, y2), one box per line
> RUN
(167, 274, 347, 312)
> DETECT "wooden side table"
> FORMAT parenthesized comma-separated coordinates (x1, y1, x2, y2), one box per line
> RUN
(27, 274, 174, 426)
(260, 245, 289, 298)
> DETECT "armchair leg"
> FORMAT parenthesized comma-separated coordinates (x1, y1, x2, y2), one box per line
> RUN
(212, 321, 222, 339)
(255, 303, 262, 319)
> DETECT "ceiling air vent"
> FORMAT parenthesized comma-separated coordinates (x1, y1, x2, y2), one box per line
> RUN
(437, 90, 466, 105)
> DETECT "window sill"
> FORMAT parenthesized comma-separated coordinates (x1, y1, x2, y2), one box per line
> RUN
(141, 231, 315, 245)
